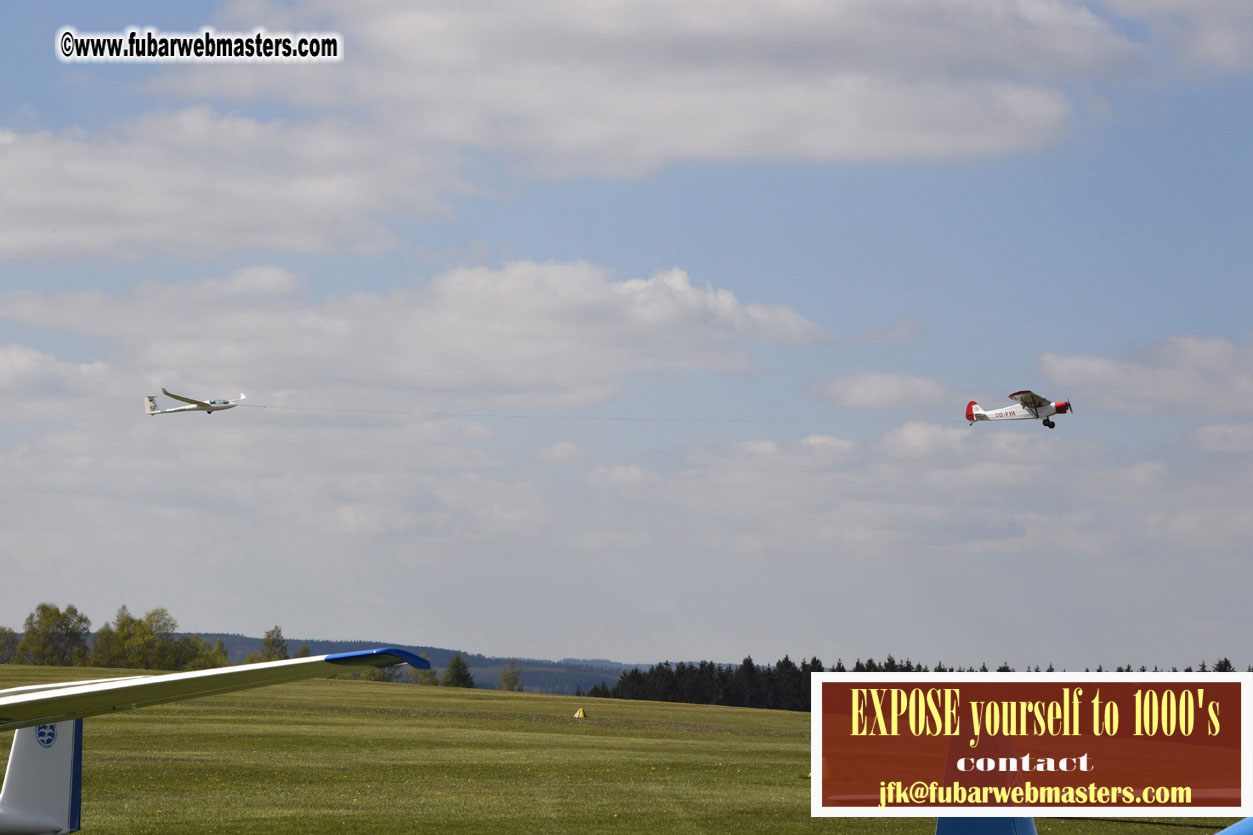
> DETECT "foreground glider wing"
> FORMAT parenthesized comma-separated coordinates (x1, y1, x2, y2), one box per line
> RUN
(0, 648, 429, 834)
(0, 648, 428, 732)
(160, 388, 212, 408)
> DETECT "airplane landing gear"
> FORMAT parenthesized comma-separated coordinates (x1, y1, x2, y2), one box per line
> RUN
(1043, 419, 1055, 429)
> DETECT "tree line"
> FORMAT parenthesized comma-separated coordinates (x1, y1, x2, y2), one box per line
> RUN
(4, 604, 1245, 709)
(0, 602, 497, 690)
(0, 602, 267, 671)
(583, 653, 1251, 712)
(586, 656, 825, 711)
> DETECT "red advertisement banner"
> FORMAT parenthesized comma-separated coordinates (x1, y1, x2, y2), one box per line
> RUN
(811, 673, 1253, 817)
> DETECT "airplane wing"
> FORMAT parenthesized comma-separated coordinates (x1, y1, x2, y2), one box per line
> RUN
(1008, 390, 1050, 410)
(161, 388, 212, 408)
(0, 647, 428, 731)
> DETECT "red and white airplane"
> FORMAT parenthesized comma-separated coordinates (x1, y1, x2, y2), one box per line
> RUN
(145, 388, 245, 416)
(966, 390, 1073, 429)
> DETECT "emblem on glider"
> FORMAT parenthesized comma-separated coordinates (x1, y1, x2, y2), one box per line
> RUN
(34, 724, 56, 748)
(145, 388, 245, 415)
(966, 391, 1073, 429)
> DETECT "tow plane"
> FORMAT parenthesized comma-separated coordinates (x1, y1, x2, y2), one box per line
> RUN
(966, 390, 1072, 429)
(145, 388, 245, 416)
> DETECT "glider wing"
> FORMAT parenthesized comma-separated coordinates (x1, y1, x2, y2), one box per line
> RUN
(0, 648, 429, 732)
(160, 388, 212, 408)
(0, 648, 428, 834)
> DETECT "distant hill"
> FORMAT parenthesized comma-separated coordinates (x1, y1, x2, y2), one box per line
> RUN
(186, 633, 634, 695)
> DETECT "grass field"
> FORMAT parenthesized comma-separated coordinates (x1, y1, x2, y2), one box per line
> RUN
(0, 665, 1241, 834)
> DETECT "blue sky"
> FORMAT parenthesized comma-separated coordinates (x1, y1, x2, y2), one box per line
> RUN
(2, 0, 1252, 668)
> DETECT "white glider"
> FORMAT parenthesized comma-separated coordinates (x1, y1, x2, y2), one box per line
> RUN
(145, 389, 245, 416)
(966, 390, 1073, 430)
(0, 647, 427, 834)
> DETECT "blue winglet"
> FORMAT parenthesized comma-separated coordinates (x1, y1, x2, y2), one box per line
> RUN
(936, 819, 1038, 835)
(1216, 820, 1253, 835)
(325, 647, 431, 670)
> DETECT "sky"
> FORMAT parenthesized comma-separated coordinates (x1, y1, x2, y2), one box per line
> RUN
(2, 0, 1252, 669)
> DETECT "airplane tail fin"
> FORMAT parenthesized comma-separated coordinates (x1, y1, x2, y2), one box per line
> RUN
(966, 401, 988, 422)
(0, 720, 83, 834)
(145, 396, 159, 415)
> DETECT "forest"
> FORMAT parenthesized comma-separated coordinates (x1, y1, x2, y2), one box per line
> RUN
(3, 603, 1245, 712)
(586, 653, 1248, 712)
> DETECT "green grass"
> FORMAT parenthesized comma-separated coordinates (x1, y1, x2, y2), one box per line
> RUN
(0, 665, 1242, 834)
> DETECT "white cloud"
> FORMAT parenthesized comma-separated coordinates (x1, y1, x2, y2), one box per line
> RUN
(1138, 501, 1253, 549)
(846, 309, 928, 346)
(0, 407, 550, 647)
(801, 435, 855, 457)
(569, 420, 1253, 664)
(3, 331, 1251, 665)
(6, 3, 1252, 670)
(0, 261, 824, 408)
(0, 2, 1163, 258)
(567, 530, 651, 551)
(819, 371, 950, 408)
(1082, 461, 1167, 497)
(1194, 423, 1253, 452)
(179, 0, 1135, 174)
(587, 464, 657, 489)
(0, 345, 118, 418)
(1102, 0, 1253, 72)
(537, 441, 583, 464)
(0, 345, 111, 393)
(0, 108, 457, 258)
(1041, 336, 1253, 411)
(880, 421, 972, 459)
(582, 425, 1127, 560)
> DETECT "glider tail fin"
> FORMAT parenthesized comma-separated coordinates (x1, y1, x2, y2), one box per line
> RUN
(0, 720, 83, 834)
(145, 396, 159, 415)
(966, 401, 988, 422)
